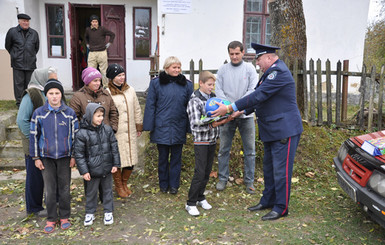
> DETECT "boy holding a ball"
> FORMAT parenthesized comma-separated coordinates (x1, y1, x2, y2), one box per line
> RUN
(185, 71, 233, 216)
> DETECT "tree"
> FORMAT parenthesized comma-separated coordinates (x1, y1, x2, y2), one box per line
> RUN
(268, 0, 307, 115)
(364, 0, 385, 70)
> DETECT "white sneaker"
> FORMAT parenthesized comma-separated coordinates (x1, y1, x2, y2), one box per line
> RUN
(84, 214, 95, 226)
(197, 199, 212, 210)
(185, 205, 200, 216)
(104, 212, 114, 225)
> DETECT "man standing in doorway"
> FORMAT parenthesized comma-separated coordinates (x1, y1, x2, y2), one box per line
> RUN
(215, 41, 258, 194)
(5, 13, 39, 107)
(84, 15, 115, 87)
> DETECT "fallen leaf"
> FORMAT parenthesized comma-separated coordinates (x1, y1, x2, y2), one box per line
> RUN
(235, 178, 243, 185)
(305, 172, 315, 178)
(209, 171, 218, 178)
(257, 178, 264, 183)
(292, 177, 299, 183)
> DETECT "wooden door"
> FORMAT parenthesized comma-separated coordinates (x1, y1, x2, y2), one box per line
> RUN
(101, 5, 126, 70)
(68, 3, 79, 91)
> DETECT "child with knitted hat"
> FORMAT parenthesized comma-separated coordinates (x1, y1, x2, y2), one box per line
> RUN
(30, 79, 79, 233)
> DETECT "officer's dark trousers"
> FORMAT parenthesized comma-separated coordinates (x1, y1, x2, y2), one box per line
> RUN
(25, 155, 44, 214)
(260, 134, 301, 215)
(13, 69, 33, 106)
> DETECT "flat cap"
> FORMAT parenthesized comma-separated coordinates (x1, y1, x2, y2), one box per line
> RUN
(17, 13, 31, 20)
(251, 43, 280, 58)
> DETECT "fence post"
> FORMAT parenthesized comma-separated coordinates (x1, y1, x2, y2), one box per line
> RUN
(309, 59, 315, 124)
(189, 59, 195, 84)
(368, 66, 376, 131)
(378, 65, 385, 130)
(359, 64, 367, 130)
(335, 61, 342, 127)
(303, 59, 308, 121)
(341, 60, 349, 122)
(317, 59, 323, 126)
(326, 59, 332, 126)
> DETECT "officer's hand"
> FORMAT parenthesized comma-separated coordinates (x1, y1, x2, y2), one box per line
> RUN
(212, 102, 228, 117)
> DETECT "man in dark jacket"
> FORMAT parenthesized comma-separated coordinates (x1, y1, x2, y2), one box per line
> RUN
(5, 13, 39, 107)
(213, 43, 303, 221)
(84, 15, 115, 87)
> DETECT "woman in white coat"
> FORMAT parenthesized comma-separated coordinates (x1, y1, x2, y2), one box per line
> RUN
(106, 64, 143, 197)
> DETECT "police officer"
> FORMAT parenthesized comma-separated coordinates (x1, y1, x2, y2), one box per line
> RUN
(212, 43, 303, 221)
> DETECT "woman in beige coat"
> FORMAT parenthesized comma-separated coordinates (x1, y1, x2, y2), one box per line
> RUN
(106, 64, 143, 197)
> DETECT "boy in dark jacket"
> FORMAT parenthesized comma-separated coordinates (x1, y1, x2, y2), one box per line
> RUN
(74, 103, 120, 226)
(30, 79, 78, 233)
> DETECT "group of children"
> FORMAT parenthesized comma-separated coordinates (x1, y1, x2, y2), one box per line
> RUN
(29, 70, 229, 233)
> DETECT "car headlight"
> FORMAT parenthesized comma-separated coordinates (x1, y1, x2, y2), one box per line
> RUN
(337, 143, 348, 163)
(368, 170, 385, 198)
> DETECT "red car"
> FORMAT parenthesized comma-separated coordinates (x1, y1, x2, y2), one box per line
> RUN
(334, 130, 385, 228)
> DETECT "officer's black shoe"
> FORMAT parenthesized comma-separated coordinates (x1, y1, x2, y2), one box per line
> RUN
(160, 187, 168, 193)
(247, 203, 271, 212)
(169, 187, 178, 195)
(261, 211, 288, 221)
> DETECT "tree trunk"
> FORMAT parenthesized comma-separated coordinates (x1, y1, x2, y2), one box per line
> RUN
(268, 0, 307, 116)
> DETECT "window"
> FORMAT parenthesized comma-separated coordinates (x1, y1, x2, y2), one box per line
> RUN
(45, 4, 66, 58)
(133, 7, 151, 59)
(243, 0, 270, 55)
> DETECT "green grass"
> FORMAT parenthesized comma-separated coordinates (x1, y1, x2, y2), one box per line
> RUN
(0, 100, 17, 111)
(1, 104, 385, 243)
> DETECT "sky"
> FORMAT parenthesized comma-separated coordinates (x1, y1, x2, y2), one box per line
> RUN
(368, 0, 383, 23)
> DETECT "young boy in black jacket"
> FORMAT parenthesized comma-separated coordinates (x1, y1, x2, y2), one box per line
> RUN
(74, 103, 120, 226)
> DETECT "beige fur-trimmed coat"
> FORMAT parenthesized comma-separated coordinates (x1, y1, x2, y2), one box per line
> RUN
(107, 81, 143, 168)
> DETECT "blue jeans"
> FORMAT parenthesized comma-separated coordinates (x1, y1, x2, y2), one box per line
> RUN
(157, 144, 183, 190)
(217, 117, 256, 184)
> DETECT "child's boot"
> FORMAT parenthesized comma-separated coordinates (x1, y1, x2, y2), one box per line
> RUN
(112, 169, 128, 197)
(121, 168, 133, 196)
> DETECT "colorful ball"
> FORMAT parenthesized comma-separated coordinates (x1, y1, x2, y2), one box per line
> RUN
(205, 97, 230, 117)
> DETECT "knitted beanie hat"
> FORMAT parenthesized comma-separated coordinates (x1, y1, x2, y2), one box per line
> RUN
(106, 63, 125, 80)
(44, 79, 64, 96)
(82, 67, 102, 85)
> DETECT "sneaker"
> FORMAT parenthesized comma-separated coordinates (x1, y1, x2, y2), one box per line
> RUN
(104, 212, 114, 225)
(197, 199, 212, 210)
(216, 180, 227, 191)
(84, 214, 95, 226)
(245, 183, 256, 194)
(185, 205, 200, 216)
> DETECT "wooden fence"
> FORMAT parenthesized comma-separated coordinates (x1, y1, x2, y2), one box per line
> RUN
(149, 56, 385, 131)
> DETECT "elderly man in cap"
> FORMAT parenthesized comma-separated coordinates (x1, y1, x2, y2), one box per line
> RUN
(5, 13, 39, 107)
(213, 43, 303, 221)
(84, 15, 115, 87)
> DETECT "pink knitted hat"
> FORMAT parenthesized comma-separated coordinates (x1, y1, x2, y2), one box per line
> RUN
(82, 67, 102, 85)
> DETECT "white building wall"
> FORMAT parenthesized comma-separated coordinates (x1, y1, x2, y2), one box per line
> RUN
(303, 0, 369, 91)
(157, 0, 245, 80)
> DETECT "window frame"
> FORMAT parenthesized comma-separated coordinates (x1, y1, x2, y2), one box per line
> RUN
(243, 0, 270, 58)
(45, 3, 66, 58)
(133, 7, 152, 60)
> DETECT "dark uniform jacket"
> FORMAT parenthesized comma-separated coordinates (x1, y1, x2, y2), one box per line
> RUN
(5, 25, 39, 70)
(235, 59, 303, 142)
(74, 103, 120, 178)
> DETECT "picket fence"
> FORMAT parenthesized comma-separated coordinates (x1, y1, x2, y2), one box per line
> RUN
(149, 56, 385, 131)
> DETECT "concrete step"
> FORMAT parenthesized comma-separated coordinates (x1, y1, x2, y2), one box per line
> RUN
(6, 124, 21, 141)
(0, 110, 17, 142)
(0, 140, 24, 159)
(0, 157, 25, 170)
